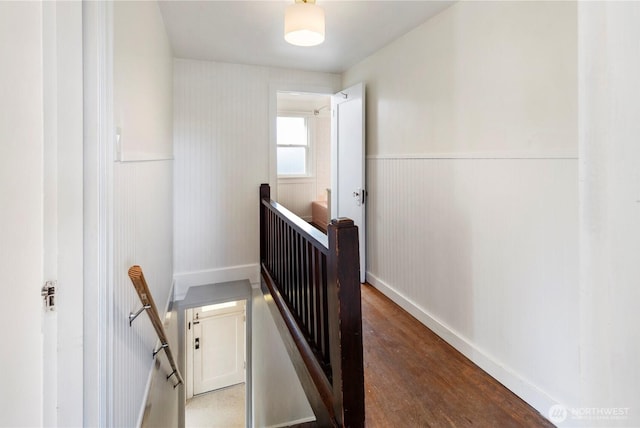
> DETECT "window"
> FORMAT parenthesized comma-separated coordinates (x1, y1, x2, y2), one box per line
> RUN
(277, 116, 309, 176)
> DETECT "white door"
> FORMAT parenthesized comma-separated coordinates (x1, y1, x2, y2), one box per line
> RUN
(193, 303, 246, 395)
(42, 2, 84, 426)
(1, 4, 83, 425)
(331, 83, 366, 282)
(0, 2, 46, 425)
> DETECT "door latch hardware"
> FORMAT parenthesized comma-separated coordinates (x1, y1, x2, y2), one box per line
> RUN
(195, 337, 200, 350)
(41, 281, 56, 311)
(353, 188, 365, 206)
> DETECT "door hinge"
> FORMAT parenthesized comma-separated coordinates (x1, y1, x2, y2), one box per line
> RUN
(41, 280, 56, 311)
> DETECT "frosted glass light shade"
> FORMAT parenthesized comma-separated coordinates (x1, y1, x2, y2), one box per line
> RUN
(284, 1, 325, 47)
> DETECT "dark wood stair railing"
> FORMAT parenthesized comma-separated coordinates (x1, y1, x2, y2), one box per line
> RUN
(259, 183, 365, 428)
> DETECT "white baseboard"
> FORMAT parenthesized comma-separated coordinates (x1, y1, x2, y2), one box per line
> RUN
(173, 264, 260, 300)
(266, 416, 316, 428)
(366, 272, 558, 422)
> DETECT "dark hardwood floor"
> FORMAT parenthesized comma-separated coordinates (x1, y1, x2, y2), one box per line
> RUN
(361, 283, 553, 428)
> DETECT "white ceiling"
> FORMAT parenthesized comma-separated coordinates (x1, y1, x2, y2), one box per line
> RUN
(158, 1, 454, 74)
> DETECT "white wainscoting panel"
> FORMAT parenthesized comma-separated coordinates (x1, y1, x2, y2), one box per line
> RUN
(366, 156, 580, 415)
(277, 178, 316, 220)
(173, 59, 339, 289)
(112, 160, 174, 427)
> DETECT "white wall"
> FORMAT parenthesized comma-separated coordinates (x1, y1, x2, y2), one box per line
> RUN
(579, 3, 640, 426)
(0, 2, 44, 426)
(112, 2, 174, 426)
(141, 307, 180, 428)
(114, 0, 173, 161)
(344, 0, 580, 418)
(173, 59, 340, 297)
(346, 1, 576, 158)
(252, 291, 315, 427)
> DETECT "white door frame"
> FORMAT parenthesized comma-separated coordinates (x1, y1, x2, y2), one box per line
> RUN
(268, 82, 337, 201)
(42, 1, 84, 426)
(83, 1, 115, 426)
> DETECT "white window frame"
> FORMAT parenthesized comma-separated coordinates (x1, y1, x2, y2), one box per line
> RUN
(277, 113, 313, 178)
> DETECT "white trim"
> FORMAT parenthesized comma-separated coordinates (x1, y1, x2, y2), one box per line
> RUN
(42, 2, 59, 423)
(266, 416, 316, 428)
(277, 109, 325, 117)
(43, 1, 84, 426)
(185, 308, 194, 400)
(118, 152, 174, 162)
(269, 83, 338, 201)
(83, 1, 114, 426)
(173, 264, 261, 300)
(277, 177, 316, 184)
(366, 272, 558, 422)
(366, 151, 578, 160)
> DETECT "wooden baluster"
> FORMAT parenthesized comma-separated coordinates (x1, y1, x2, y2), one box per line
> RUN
(296, 232, 303, 321)
(269, 210, 273, 272)
(278, 217, 283, 284)
(302, 240, 309, 335)
(310, 245, 319, 350)
(321, 253, 330, 369)
(286, 225, 292, 303)
(293, 231, 300, 316)
(270, 211, 275, 274)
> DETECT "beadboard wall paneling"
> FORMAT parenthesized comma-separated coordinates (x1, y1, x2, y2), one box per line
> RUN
(342, 1, 579, 417)
(173, 59, 340, 289)
(366, 156, 579, 412)
(112, 160, 174, 428)
(277, 178, 316, 220)
(111, 2, 174, 425)
(343, 1, 577, 158)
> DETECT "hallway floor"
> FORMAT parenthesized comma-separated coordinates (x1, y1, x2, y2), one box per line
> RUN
(185, 383, 244, 428)
(361, 284, 553, 427)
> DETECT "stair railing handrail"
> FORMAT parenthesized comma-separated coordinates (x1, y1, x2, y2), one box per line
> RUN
(259, 183, 365, 427)
(128, 265, 184, 388)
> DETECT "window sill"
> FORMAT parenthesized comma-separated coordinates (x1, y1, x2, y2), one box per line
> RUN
(277, 176, 315, 183)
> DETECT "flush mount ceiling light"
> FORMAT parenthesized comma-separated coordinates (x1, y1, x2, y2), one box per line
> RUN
(284, 0, 325, 47)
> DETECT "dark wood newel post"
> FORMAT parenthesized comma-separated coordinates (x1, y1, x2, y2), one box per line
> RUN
(327, 218, 365, 428)
(260, 183, 270, 263)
